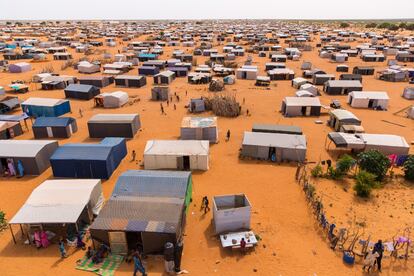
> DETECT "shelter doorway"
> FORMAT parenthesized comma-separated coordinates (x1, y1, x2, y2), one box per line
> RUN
(302, 106, 311, 116)
(126, 232, 143, 251)
(268, 147, 276, 161)
(183, 156, 190, 170)
(368, 99, 374, 108)
(109, 231, 128, 255)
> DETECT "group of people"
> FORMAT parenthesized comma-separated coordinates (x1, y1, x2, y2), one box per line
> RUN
(3, 159, 24, 177)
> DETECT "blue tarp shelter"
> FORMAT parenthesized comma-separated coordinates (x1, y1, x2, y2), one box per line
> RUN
(50, 138, 127, 179)
(21, 98, 71, 117)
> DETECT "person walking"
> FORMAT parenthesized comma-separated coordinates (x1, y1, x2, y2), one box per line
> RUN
(131, 150, 136, 162)
(202, 196, 210, 214)
(133, 250, 147, 276)
(58, 238, 67, 258)
(160, 103, 165, 115)
(79, 108, 83, 118)
(373, 240, 384, 272)
(226, 129, 231, 142)
(174, 239, 184, 273)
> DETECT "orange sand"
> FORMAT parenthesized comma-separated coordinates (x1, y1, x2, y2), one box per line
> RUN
(0, 30, 413, 276)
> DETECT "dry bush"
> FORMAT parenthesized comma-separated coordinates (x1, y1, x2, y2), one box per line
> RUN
(204, 93, 240, 117)
(39, 64, 55, 73)
(61, 59, 76, 70)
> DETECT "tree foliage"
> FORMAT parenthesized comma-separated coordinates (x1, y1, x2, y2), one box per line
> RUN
(403, 155, 414, 181)
(353, 170, 378, 198)
(357, 150, 391, 181)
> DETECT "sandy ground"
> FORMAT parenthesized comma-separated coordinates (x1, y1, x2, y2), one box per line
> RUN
(0, 31, 413, 276)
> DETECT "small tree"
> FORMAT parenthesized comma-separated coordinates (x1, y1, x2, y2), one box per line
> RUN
(358, 150, 391, 181)
(311, 164, 323, 178)
(336, 154, 356, 175)
(366, 23, 377, 28)
(403, 155, 414, 181)
(340, 22, 350, 28)
(353, 170, 377, 198)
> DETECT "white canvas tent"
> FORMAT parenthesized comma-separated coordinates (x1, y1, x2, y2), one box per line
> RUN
(348, 91, 389, 109)
(101, 91, 129, 108)
(403, 87, 414, 100)
(144, 140, 209, 171)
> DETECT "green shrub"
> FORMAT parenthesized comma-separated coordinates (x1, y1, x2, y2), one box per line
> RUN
(403, 155, 414, 181)
(311, 164, 323, 177)
(340, 22, 350, 28)
(353, 170, 378, 197)
(327, 166, 343, 180)
(358, 150, 391, 181)
(366, 23, 377, 28)
(336, 154, 356, 175)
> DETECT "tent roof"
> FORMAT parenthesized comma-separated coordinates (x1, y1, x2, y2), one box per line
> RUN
(112, 170, 191, 199)
(0, 140, 57, 157)
(181, 116, 217, 128)
(283, 97, 321, 106)
(349, 91, 389, 100)
(88, 113, 138, 124)
(330, 109, 360, 121)
(90, 197, 183, 233)
(242, 131, 306, 149)
(252, 124, 303, 134)
(10, 179, 101, 224)
(21, 97, 68, 107)
(144, 140, 209, 156)
(326, 80, 362, 88)
(65, 84, 96, 93)
(33, 117, 74, 127)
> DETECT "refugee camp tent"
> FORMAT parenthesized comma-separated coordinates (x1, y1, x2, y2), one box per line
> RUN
(327, 133, 409, 155)
(112, 170, 193, 211)
(50, 138, 127, 179)
(291, 77, 308, 89)
(313, 74, 335, 85)
(41, 75, 76, 90)
(154, 70, 176, 85)
(144, 140, 209, 171)
(9, 62, 31, 73)
(408, 106, 414, 119)
(78, 62, 100, 74)
(236, 66, 258, 80)
(402, 87, 414, 100)
(0, 140, 58, 175)
(138, 66, 160, 76)
(0, 121, 23, 139)
(79, 76, 114, 88)
(213, 194, 251, 234)
(328, 109, 361, 131)
(32, 117, 77, 139)
(241, 131, 307, 162)
(180, 117, 218, 143)
(88, 114, 141, 138)
(281, 97, 321, 117)
(323, 80, 363, 95)
(64, 84, 100, 100)
(252, 124, 303, 135)
(95, 91, 129, 108)
(151, 86, 170, 101)
(299, 83, 318, 96)
(267, 68, 295, 80)
(21, 98, 71, 117)
(348, 91, 389, 110)
(0, 96, 20, 114)
(114, 75, 146, 88)
(90, 196, 185, 255)
(353, 66, 375, 75)
(9, 179, 103, 244)
(188, 98, 205, 113)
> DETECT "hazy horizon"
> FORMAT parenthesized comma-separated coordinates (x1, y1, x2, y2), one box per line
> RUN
(1, 0, 414, 21)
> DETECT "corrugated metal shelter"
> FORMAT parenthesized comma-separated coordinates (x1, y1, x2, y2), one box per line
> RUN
(347, 91, 389, 109)
(21, 98, 71, 117)
(90, 197, 185, 254)
(180, 117, 218, 143)
(50, 138, 127, 179)
(144, 140, 209, 171)
(151, 86, 170, 101)
(213, 194, 251, 234)
(32, 117, 77, 138)
(88, 114, 141, 138)
(9, 62, 31, 73)
(0, 140, 58, 175)
(79, 76, 114, 88)
(112, 170, 192, 211)
(241, 131, 307, 162)
(64, 84, 100, 100)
